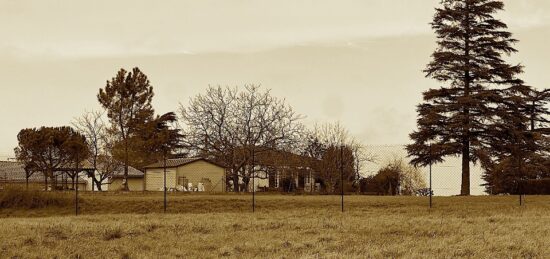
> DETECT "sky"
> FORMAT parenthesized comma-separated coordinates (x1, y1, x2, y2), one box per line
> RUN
(1, 0, 550, 164)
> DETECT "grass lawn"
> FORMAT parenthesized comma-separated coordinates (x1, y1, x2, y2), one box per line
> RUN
(1, 193, 549, 258)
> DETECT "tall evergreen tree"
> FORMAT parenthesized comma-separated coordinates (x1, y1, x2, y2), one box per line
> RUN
(407, 0, 523, 195)
(134, 112, 184, 169)
(528, 89, 550, 132)
(98, 67, 155, 191)
(480, 85, 541, 194)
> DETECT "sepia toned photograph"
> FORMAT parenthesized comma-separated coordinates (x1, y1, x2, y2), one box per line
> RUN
(0, 0, 549, 258)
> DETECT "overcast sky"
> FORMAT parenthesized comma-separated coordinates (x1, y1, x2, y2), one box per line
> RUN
(1, 0, 550, 160)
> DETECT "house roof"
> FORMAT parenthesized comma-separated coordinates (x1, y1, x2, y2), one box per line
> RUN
(54, 160, 95, 172)
(110, 165, 144, 179)
(0, 161, 87, 183)
(253, 149, 317, 167)
(144, 157, 226, 169)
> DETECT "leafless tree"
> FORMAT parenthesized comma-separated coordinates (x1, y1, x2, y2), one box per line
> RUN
(312, 122, 372, 176)
(72, 110, 106, 190)
(304, 122, 373, 192)
(72, 110, 125, 191)
(180, 85, 304, 192)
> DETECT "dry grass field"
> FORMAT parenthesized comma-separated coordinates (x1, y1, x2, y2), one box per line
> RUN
(1, 192, 549, 258)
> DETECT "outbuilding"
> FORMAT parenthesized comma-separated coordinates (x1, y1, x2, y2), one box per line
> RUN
(144, 158, 226, 192)
(108, 166, 145, 191)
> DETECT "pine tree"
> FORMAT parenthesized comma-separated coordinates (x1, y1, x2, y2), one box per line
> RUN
(15, 127, 89, 190)
(483, 87, 550, 194)
(98, 67, 155, 191)
(528, 89, 550, 132)
(480, 85, 538, 194)
(407, 0, 523, 195)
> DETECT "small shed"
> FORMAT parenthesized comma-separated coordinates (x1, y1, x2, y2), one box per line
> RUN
(144, 158, 226, 192)
(109, 166, 144, 191)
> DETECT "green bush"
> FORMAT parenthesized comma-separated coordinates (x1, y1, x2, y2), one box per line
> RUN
(0, 188, 74, 209)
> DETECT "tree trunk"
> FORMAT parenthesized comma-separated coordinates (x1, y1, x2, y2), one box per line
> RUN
(460, 2, 472, 196)
(49, 171, 55, 191)
(94, 178, 103, 191)
(71, 175, 75, 190)
(530, 100, 536, 131)
(64, 173, 68, 190)
(243, 176, 250, 193)
(232, 170, 240, 193)
(91, 172, 95, 192)
(123, 140, 129, 191)
(461, 142, 471, 196)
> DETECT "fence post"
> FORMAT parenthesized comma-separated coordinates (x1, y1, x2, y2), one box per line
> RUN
(429, 143, 432, 209)
(163, 153, 167, 213)
(75, 154, 79, 216)
(340, 145, 344, 213)
(519, 153, 524, 206)
(252, 148, 255, 213)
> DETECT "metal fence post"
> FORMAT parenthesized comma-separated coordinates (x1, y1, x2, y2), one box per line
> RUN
(75, 154, 79, 216)
(75, 172, 79, 216)
(429, 143, 432, 209)
(340, 145, 344, 213)
(252, 148, 255, 213)
(163, 153, 167, 213)
(519, 153, 524, 206)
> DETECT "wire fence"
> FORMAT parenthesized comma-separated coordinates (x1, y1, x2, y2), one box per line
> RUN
(0, 145, 548, 216)
(363, 145, 487, 196)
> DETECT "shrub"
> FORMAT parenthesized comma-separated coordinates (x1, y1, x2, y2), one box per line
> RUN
(102, 226, 124, 241)
(519, 179, 550, 195)
(359, 157, 427, 195)
(0, 188, 74, 209)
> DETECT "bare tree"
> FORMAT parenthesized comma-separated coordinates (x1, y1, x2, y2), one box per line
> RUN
(313, 122, 372, 176)
(72, 110, 106, 191)
(304, 122, 373, 193)
(180, 85, 304, 192)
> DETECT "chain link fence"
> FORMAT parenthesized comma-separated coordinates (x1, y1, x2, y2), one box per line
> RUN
(1, 145, 548, 216)
(362, 145, 487, 196)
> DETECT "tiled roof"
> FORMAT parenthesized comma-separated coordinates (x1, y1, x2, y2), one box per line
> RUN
(144, 157, 225, 169)
(0, 161, 87, 183)
(110, 165, 144, 178)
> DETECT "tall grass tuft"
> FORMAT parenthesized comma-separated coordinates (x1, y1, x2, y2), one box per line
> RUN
(0, 188, 74, 209)
(102, 226, 124, 241)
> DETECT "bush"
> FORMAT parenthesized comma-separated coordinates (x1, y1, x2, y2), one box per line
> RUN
(0, 188, 74, 209)
(359, 158, 427, 195)
(519, 179, 550, 195)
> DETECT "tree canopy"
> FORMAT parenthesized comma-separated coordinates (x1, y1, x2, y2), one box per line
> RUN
(97, 67, 155, 190)
(407, 0, 525, 195)
(14, 126, 89, 189)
